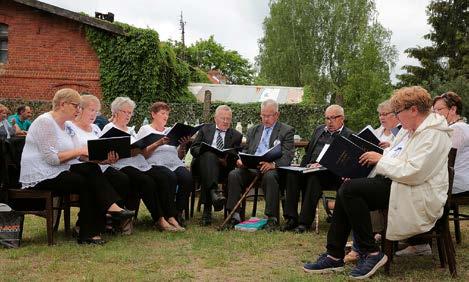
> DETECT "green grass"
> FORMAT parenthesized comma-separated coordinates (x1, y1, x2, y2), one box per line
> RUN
(1, 200, 468, 281)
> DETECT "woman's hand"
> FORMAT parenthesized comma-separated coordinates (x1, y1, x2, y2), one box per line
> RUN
(154, 136, 169, 147)
(359, 151, 382, 166)
(104, 151, 119, 164)
(178, 136, 192, 146)
(307, 162, 322, 168)
(78, 146, 88, 157)
(379, 141, 391, 149)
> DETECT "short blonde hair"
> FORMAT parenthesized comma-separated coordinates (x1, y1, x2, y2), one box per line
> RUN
(390, 86, 432, 114)
(80, 94, 101, 110)
(110, 97, 136, 115)
(52, 88, 81, 111)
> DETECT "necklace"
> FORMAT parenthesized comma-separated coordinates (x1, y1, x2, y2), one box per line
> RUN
(449, 117, 463, 126)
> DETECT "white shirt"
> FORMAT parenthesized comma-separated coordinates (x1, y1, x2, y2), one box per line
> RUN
(450, 122, 469, 194)
(102, 122, 151, 172)
(19, 112, 77, 188)
(137, 124, 184, 171)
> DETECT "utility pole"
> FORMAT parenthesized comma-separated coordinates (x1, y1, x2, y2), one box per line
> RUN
(179, 11, 186, 60)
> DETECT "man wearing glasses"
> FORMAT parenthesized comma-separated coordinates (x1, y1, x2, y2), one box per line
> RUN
(190, 105, 243, 226)
(281, 104, 353, 233)
(224, 99, 295, 231)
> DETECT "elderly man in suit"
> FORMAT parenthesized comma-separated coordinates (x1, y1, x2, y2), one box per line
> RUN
(224, 99, 295, 231)
(190, 105, 243, 226)
(281, 105, 353, 233)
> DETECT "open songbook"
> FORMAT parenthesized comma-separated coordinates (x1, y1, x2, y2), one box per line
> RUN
(199, 142, 240, 158)
(238, 142, 282, 169)
(87, 136, 131, 161)
(278, 165, 327, 174)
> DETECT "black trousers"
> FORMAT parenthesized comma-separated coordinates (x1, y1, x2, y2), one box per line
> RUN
(103, 167, 131, 208)
(174, 166, 192, 212)
(120, 166, 177, 221)
(34, 162, 120, 239)
(194, 151, 230, 205)
(326, 176, 391, 258)
(226, 168, 280, 219)
(284, 170, 342, 225)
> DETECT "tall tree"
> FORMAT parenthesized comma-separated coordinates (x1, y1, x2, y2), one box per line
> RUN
(397, 0, 468, 91)
(257, 0, 396, 129)
(182, 36, 254, 85)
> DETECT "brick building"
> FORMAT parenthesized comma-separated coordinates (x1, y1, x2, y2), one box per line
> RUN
(0, 0, 123, 101)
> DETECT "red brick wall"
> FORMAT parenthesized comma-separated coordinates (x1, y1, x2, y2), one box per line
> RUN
(0, 0, 102, 101)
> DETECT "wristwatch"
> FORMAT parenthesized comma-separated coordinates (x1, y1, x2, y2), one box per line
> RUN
(272, 161, 277, 168)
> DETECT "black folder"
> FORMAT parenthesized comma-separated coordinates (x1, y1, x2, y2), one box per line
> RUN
(278, 165, 327, 174)
(87, 136, 131, 161)
(100, 127, 130, 139)
(318, 135, 374, 178)
(357, 126, 380, 146)
(199, 142, 239, 158)
(165, 123, 204, 146)
(239, 143, 282, 169)
(130, 133, 165, 149)
(348, 134, 383, 154)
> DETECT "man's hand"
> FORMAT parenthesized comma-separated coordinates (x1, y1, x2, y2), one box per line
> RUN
(379, 141, 391, 149)
(236, 159, 245, 168)
(218, 155, 228, 167)
(359, 151, 382, 166)
(307, 162, 322, 169)
(259, 161, 275, 173)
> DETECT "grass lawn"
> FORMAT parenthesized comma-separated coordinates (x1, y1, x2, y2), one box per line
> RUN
(1, 199, 468, 281)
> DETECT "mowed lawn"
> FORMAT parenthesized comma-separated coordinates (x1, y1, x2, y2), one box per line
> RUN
(1, 199, 468, 281)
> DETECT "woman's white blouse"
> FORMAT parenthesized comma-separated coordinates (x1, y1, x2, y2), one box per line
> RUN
(19, 112, 78, 188)
(137, 124, 184, 171)
(450, 122, 469, 194)
(101, 122, 151, 172)
(67, 122, 110, 172)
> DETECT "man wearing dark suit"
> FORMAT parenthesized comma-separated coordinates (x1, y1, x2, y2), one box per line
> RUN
(190, 105, 243, 225)
(224, 99, 295, 231)
(281, 105, 353, 233)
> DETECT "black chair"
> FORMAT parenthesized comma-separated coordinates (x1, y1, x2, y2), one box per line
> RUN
(449, 194, 469, 244)
(382, 148, 457, 278)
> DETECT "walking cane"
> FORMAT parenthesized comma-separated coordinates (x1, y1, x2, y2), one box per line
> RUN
(219, 174, 260, 229)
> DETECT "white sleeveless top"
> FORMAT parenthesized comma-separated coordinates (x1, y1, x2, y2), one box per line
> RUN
(450, 122, 469, 194)
(67, 121, 110, 172)
(137, 124, 185, 171)
(101, 122, 151, 171)
(20, 112, 78, 188)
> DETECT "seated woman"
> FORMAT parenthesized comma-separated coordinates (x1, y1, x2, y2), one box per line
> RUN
(137, 102, 192, 227)
(303, 86, 452, 279)
(19, 88, 134, 245)
(395, 91, 469, 256)
(102, 97, 184, 232)
(67, 94, 133, 233)
(0, 104, 21, 139)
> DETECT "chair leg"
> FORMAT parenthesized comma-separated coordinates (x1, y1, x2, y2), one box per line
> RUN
(443, 228, 458, 277)
(252, 185, 259, 218)
(190, 187, 196, 218)
(62, 195, 70, 236)
(384, 239, 393, 274)
(453, 204, 461, 244)
(45, 196, 54, 245)
(436, 233, 447, 268)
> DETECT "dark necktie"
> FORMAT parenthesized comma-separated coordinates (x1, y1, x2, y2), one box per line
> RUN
(216, 130, 224, 149)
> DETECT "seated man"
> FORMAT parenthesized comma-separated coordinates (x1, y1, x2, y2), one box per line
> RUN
(0, 104, 20, 139)
(281, 105, 353, 233)
(190, 105, 242, 226)
(303, 86, 452, 279)
(8, 105, 33, 133)
(224, 99, 295, 231)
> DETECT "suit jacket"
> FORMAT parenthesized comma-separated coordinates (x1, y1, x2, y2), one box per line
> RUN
(244, 122, 295, 167)
(190, 123, 243, 167)
(300, 124, 353, 167)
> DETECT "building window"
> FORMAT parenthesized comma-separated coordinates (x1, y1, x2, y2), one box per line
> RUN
(0, 24, 8, 64)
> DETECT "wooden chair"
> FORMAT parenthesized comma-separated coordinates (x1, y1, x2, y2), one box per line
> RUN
(449, 194, 469, 244)
(382, 148, 457, 277)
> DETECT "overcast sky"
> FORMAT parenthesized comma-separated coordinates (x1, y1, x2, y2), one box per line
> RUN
(41, 0, 432, 83)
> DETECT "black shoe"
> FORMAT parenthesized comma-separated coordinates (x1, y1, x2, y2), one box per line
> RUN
(177, 212, 187, 228)
(264, 217, 279, 232)
(218, 217, 240, 231)
(201, 207, 212, 226)
(109, 209, 135, 220)
(77, 237, 106, 245)
(294, 224, 310, 233)
(280, 218, 298, 232)
(210, 189, 226, 212)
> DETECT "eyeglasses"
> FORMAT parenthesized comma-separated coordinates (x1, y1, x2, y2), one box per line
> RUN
(325, 115, 343, 121)
(119, 109, 133, 116)
(67, 102, 81, 110)
(260, 113, 277, 119)
(394, 107, 410, 116)
(433, 106, 448, 113)
(379, 112, 393, 117)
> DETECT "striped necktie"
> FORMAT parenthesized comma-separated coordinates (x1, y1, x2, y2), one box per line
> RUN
(216, 130, 224, 149)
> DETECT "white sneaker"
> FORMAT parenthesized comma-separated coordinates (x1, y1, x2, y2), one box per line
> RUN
(395, 244, 432, 256)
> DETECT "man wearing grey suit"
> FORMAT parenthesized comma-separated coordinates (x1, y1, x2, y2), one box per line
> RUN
(224, 99, 295, 231)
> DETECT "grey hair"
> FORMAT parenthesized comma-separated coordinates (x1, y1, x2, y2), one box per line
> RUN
(215, 105, 232, 116)
(110, 97, 136, 115)
(80, 94, 101, 110)
(377, 99, 392, 112)
(261, 99, 279, 112)
(325, 104, 344, 116)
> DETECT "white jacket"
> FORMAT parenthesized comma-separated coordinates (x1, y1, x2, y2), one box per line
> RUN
(375, 113, 452, 240)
